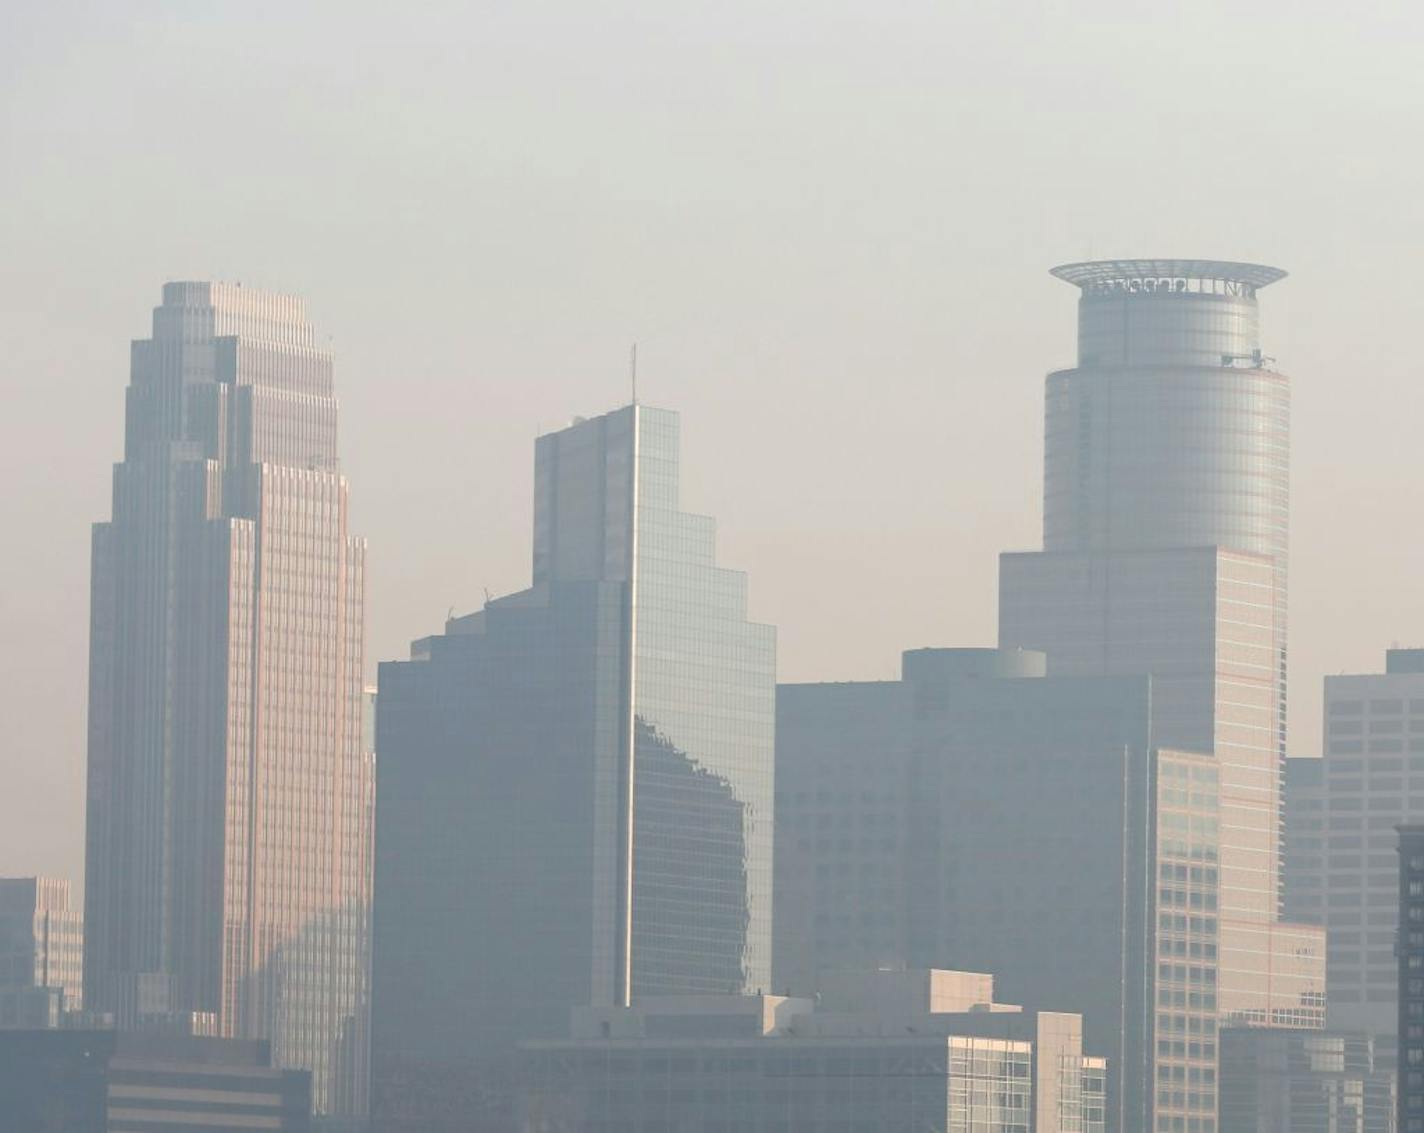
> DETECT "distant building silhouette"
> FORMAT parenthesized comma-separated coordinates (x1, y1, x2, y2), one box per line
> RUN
(0, 1030, 312, 1132)
(372, 405, 775, 1130)
(775, 646, 1220, 1133)
(83, 283, 372, 1119)
(1286, 648, 1424, 1077)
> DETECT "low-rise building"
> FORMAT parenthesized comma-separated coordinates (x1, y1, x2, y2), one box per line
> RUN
(0, 1030, 312, 1132)
(518, 968, 1106, 1132)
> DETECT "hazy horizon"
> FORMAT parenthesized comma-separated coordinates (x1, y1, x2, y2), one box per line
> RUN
(5, 0, 1424, 888)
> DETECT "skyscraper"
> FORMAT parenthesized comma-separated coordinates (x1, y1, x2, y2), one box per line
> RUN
(1286, 648, 1424, 1068)
(84, 283, 372, 1120)
(372, 404, 775, 1130)
(999, 260, 1324, 1037)
(991, 261, 1327, 1133)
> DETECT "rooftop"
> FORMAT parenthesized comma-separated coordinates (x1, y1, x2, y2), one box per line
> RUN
(1050, 259, 1287, 296)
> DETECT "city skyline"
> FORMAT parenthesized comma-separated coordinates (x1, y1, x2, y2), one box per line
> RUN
(6, 3, 1424, 889)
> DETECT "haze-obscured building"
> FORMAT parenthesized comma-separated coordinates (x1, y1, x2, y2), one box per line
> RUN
(0, 877, 83, 1029)
(83, 283, 373, 1120)
(0, 1029, 312, 1132)
(373, 404, 775, 1130)
(518, 969, 1106, 1133)
(774, 646, 1226, 1133)
(995, 260, 1327, 1129)
(1285, 649, 1424, 1076)
(1399, 824, 1424, 1133)
(1218, 1028, 1393, 1133)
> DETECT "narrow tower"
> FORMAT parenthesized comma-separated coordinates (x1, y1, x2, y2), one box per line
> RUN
(85, 283, 372, 1119)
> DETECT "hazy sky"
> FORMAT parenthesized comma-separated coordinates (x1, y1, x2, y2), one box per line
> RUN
(3, 1, 1423, 887)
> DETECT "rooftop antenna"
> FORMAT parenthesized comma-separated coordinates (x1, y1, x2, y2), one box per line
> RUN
(630, 342, 638, 406)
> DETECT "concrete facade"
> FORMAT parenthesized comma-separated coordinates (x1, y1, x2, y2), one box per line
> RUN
(518, 969, 1106, 1133)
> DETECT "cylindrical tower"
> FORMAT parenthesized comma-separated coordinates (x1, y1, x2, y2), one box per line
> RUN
(1043, 259, 1290, 566)
(1042, 257, 1292, 893)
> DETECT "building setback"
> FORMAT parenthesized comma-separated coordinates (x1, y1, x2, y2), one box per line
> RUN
(373, 404, 775, 1130)
(518, 969, 1107, 1133)
(0, 877, 83, 1028)
(774, 646, 1222, 1133)
(0, 1030, 311, 1132)
(996, 260, 1326, 1129)
(83, 283, 373, 1119)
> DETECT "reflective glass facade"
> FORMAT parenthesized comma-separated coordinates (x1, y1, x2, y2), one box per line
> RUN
(373, 404, 774, 1130)
(84, 283, 372, 1119)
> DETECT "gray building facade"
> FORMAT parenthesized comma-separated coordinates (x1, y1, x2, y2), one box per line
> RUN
(1400, 824, 1424, 1133)
(774, 646, 1221, 1133)
(518, 969, 1106, 1133)
(0, 1030, 312, 1132)
(0, 877, 83, 1028)
(373, 404, 775, 1129)
(1218, 1028, 1393, 1133)
(83, 284, 373, 1119)
(1286, 649, 1424, 1068)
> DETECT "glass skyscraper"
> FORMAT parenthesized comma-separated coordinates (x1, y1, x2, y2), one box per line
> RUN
(372, 404, 775, 1131)
(84, 283, 372, 1120)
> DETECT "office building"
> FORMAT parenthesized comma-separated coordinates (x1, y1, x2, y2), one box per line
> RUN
(1281, 756, 1324, 931)
(775, 646, 1226, 1133)
(517, 968, 1107, 1133)
(84, 283, 373, 1119)
(998, 260, 1325, 1045)
(0, 1029, 311, 1132)
(1217, 1028, 1392, 1133)
(1400, 825, 1424, 1133)
(1285, 649, 1424, 1068)
(0, 876, 83, 1028)
(373, 404, 775, 1129)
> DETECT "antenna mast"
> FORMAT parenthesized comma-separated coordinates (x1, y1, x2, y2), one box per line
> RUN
(631, 342, 638, 405)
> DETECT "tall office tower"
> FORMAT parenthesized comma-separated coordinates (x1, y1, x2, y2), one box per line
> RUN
(1285, 649, 1424, 1070)
(775, 646, 1223, 1133)
(999, 261, 1326, 1047)
(84, 283, 372, 1120)
(0, 877, 83, 1027)
(1400, 824, 1424, 1133)
(373, 404, 775, 1131)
